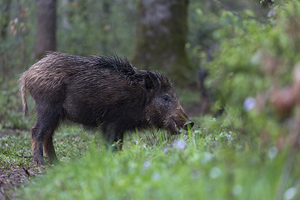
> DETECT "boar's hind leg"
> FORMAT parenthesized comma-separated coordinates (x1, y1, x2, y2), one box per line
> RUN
(43, 117, 60, 164)
(32, 104, 62, 165)
(31, 126, 44, 165)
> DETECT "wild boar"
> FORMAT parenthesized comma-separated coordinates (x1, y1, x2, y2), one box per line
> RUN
(19, 52, 194, 165)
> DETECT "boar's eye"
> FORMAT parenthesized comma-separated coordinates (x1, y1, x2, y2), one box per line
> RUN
(162, 95, 171, 103)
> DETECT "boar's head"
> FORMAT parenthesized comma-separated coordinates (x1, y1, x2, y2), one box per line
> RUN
(144, 71, 194, 134)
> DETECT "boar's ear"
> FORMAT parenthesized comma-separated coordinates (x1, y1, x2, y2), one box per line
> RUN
(144, 71, 160, 90)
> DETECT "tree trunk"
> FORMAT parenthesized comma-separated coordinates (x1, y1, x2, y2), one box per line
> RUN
(132, 0, 192, 81)
(35, 0, 57, 59)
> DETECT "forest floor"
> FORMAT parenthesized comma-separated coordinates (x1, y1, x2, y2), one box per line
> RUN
(0, 160, 44, 200)
(0, 104, 203, 200)
(0, 129, 44, 200)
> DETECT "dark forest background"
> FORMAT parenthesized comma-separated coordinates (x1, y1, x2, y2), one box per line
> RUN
(0, 0, 272, 82)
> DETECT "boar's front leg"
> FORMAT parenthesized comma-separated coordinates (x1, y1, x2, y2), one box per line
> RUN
(114, 133, 124, 151)
(102, 124, 124, 151)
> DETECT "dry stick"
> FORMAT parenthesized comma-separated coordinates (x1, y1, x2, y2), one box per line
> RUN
(21, 166, 30, 177)
(273, 114, 300, 200)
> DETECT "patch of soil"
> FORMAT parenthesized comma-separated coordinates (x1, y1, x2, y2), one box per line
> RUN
(0, 163, 45, 200)
(0, 129, 44, 200)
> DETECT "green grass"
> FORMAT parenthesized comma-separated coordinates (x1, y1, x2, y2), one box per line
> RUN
(0, 120, 294, 200)
(0, 131, 33, 167)
(1, 78, 299, 200)
(0, 124, 94, 168)
(17, 128, 298, 200)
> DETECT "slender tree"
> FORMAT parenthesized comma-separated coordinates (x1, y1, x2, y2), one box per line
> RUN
(132, 0, 192, 81)
(35, 0, 56, 59)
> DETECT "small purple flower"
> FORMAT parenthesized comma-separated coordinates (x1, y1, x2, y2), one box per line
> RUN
(284, 187, 296, 200)
(227, 136, 230, 140)
(152, 173, 161, 181)
(143, 161, 150, 169)
(244, 97, 256, 111)
(192, 171, 200, 179)
(209, 167, 222, 179)
(164, 148, 167, 154)
(173, 139, 186, 150)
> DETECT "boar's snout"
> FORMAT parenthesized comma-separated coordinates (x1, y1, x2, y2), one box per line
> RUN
(168, 109, 194, 134)
(182, 121, 194, 130)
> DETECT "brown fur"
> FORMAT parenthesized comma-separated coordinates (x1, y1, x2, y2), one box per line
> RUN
(20, 52, 194, 165)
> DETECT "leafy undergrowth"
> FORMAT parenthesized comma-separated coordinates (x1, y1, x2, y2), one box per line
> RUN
(0, 117, 296, 200)
(21, 147, 291, 200)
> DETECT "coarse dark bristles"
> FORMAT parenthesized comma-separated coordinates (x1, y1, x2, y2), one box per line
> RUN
(19, 51, 193, 165)
(91, 54, 136, 77)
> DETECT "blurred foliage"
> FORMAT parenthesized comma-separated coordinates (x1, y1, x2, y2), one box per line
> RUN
(201, 1, 300, 150)
(187, 0, 271, 64)
(0, 0, 274, 81)
(0, 0, 36, 79)
(56, 0, 137, 56)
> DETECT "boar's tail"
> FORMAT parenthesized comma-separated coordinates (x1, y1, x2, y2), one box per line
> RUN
(19, 73, 28, 116)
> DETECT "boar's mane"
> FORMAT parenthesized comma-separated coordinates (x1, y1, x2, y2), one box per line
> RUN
(91, 54, 174, 93)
